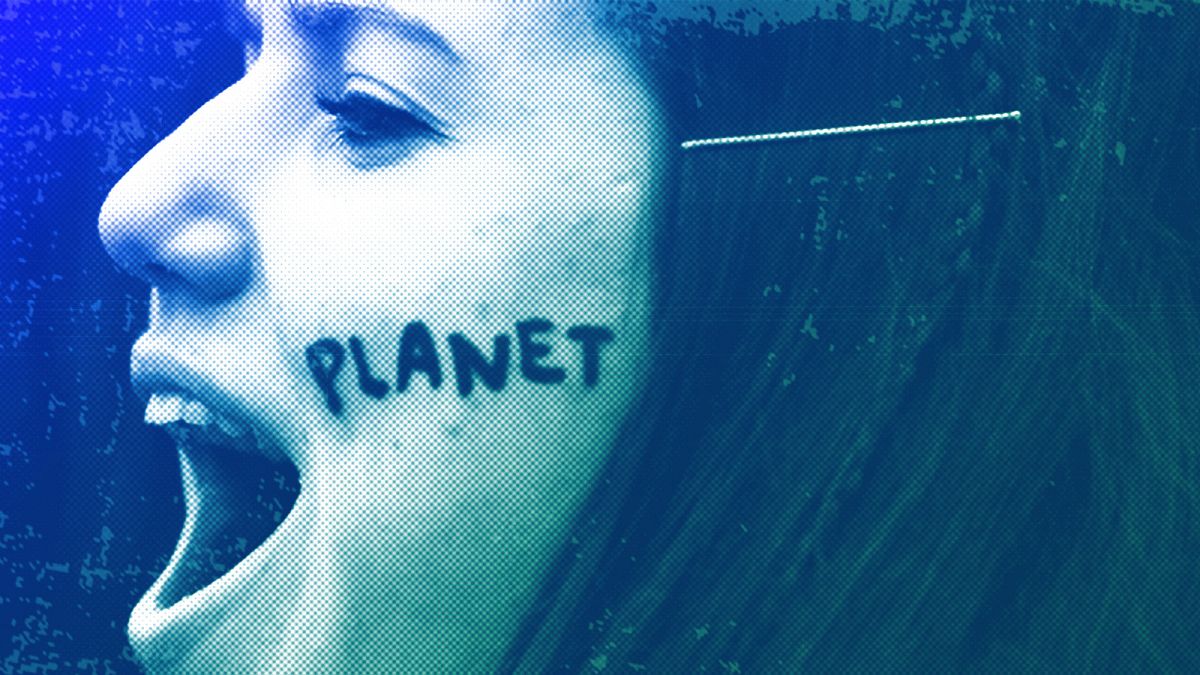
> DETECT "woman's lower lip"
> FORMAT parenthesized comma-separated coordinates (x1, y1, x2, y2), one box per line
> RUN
(127, 447, 316, 672)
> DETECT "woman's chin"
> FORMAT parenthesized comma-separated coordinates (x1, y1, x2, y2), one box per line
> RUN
(126, 449, 333, 673)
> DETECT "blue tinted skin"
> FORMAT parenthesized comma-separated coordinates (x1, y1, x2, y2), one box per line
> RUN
(347, 335, 389, 399)
(394, 320, 443, 393)
(97, 0, 668, 671)
(566, 324, 615, 387)
(517, 319, 568, 384)
(447, 331, 512, 397)
(305, 338, 347, 415)
(308, 320, 616, 414)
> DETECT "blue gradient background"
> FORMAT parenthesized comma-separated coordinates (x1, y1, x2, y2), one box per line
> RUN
(2, 3, 241, 670)
(3, 1, 1198, 672)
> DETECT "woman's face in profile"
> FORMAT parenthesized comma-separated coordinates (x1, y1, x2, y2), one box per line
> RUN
(98, 0, 667, 670)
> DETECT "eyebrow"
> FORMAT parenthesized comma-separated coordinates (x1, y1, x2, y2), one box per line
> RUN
(286, 0, 462, 64)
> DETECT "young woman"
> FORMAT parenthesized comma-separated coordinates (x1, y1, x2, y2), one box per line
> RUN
(98, 0, 1200, 671)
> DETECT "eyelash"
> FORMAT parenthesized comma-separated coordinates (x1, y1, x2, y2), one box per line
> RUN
(316, 94, 443, 149)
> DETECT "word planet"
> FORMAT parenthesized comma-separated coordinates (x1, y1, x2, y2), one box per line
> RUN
(305, 319, 615, 415)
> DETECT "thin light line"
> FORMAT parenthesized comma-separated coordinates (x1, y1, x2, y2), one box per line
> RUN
(680, 110, 1022, 150)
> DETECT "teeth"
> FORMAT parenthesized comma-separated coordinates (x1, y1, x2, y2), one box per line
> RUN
(181, 399, 213, 425)
(145, 393, 184, 425)
(144, 392, 249, 438)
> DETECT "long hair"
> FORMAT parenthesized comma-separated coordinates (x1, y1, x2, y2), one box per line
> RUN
(505, 2, 1200, 671)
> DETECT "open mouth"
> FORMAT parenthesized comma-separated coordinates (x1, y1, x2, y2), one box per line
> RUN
(144, 392, 301, 609)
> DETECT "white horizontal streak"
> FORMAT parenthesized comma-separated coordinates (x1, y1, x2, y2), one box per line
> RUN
(680, 110, 1021, 150)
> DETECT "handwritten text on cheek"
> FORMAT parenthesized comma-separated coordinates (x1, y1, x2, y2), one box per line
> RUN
(304, 319, 614, 415)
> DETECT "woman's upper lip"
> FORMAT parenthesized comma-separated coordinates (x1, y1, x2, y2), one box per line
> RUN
(129, 331, 298, 465)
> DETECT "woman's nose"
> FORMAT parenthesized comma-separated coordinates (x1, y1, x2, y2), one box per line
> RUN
(98, 90, 257, 303)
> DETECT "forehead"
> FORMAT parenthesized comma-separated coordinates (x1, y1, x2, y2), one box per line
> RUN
(244, 0, 591, 59)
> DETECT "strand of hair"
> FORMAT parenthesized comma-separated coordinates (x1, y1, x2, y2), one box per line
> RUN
(680, 110, 1022, 150)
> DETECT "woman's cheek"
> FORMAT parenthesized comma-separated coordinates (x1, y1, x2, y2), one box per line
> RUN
(301, 325, 640, 584)
(301, 314, 634, 447)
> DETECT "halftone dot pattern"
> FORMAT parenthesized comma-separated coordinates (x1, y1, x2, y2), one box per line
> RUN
(99, 3, 669, 672)
(4, 1, 1200, 674)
